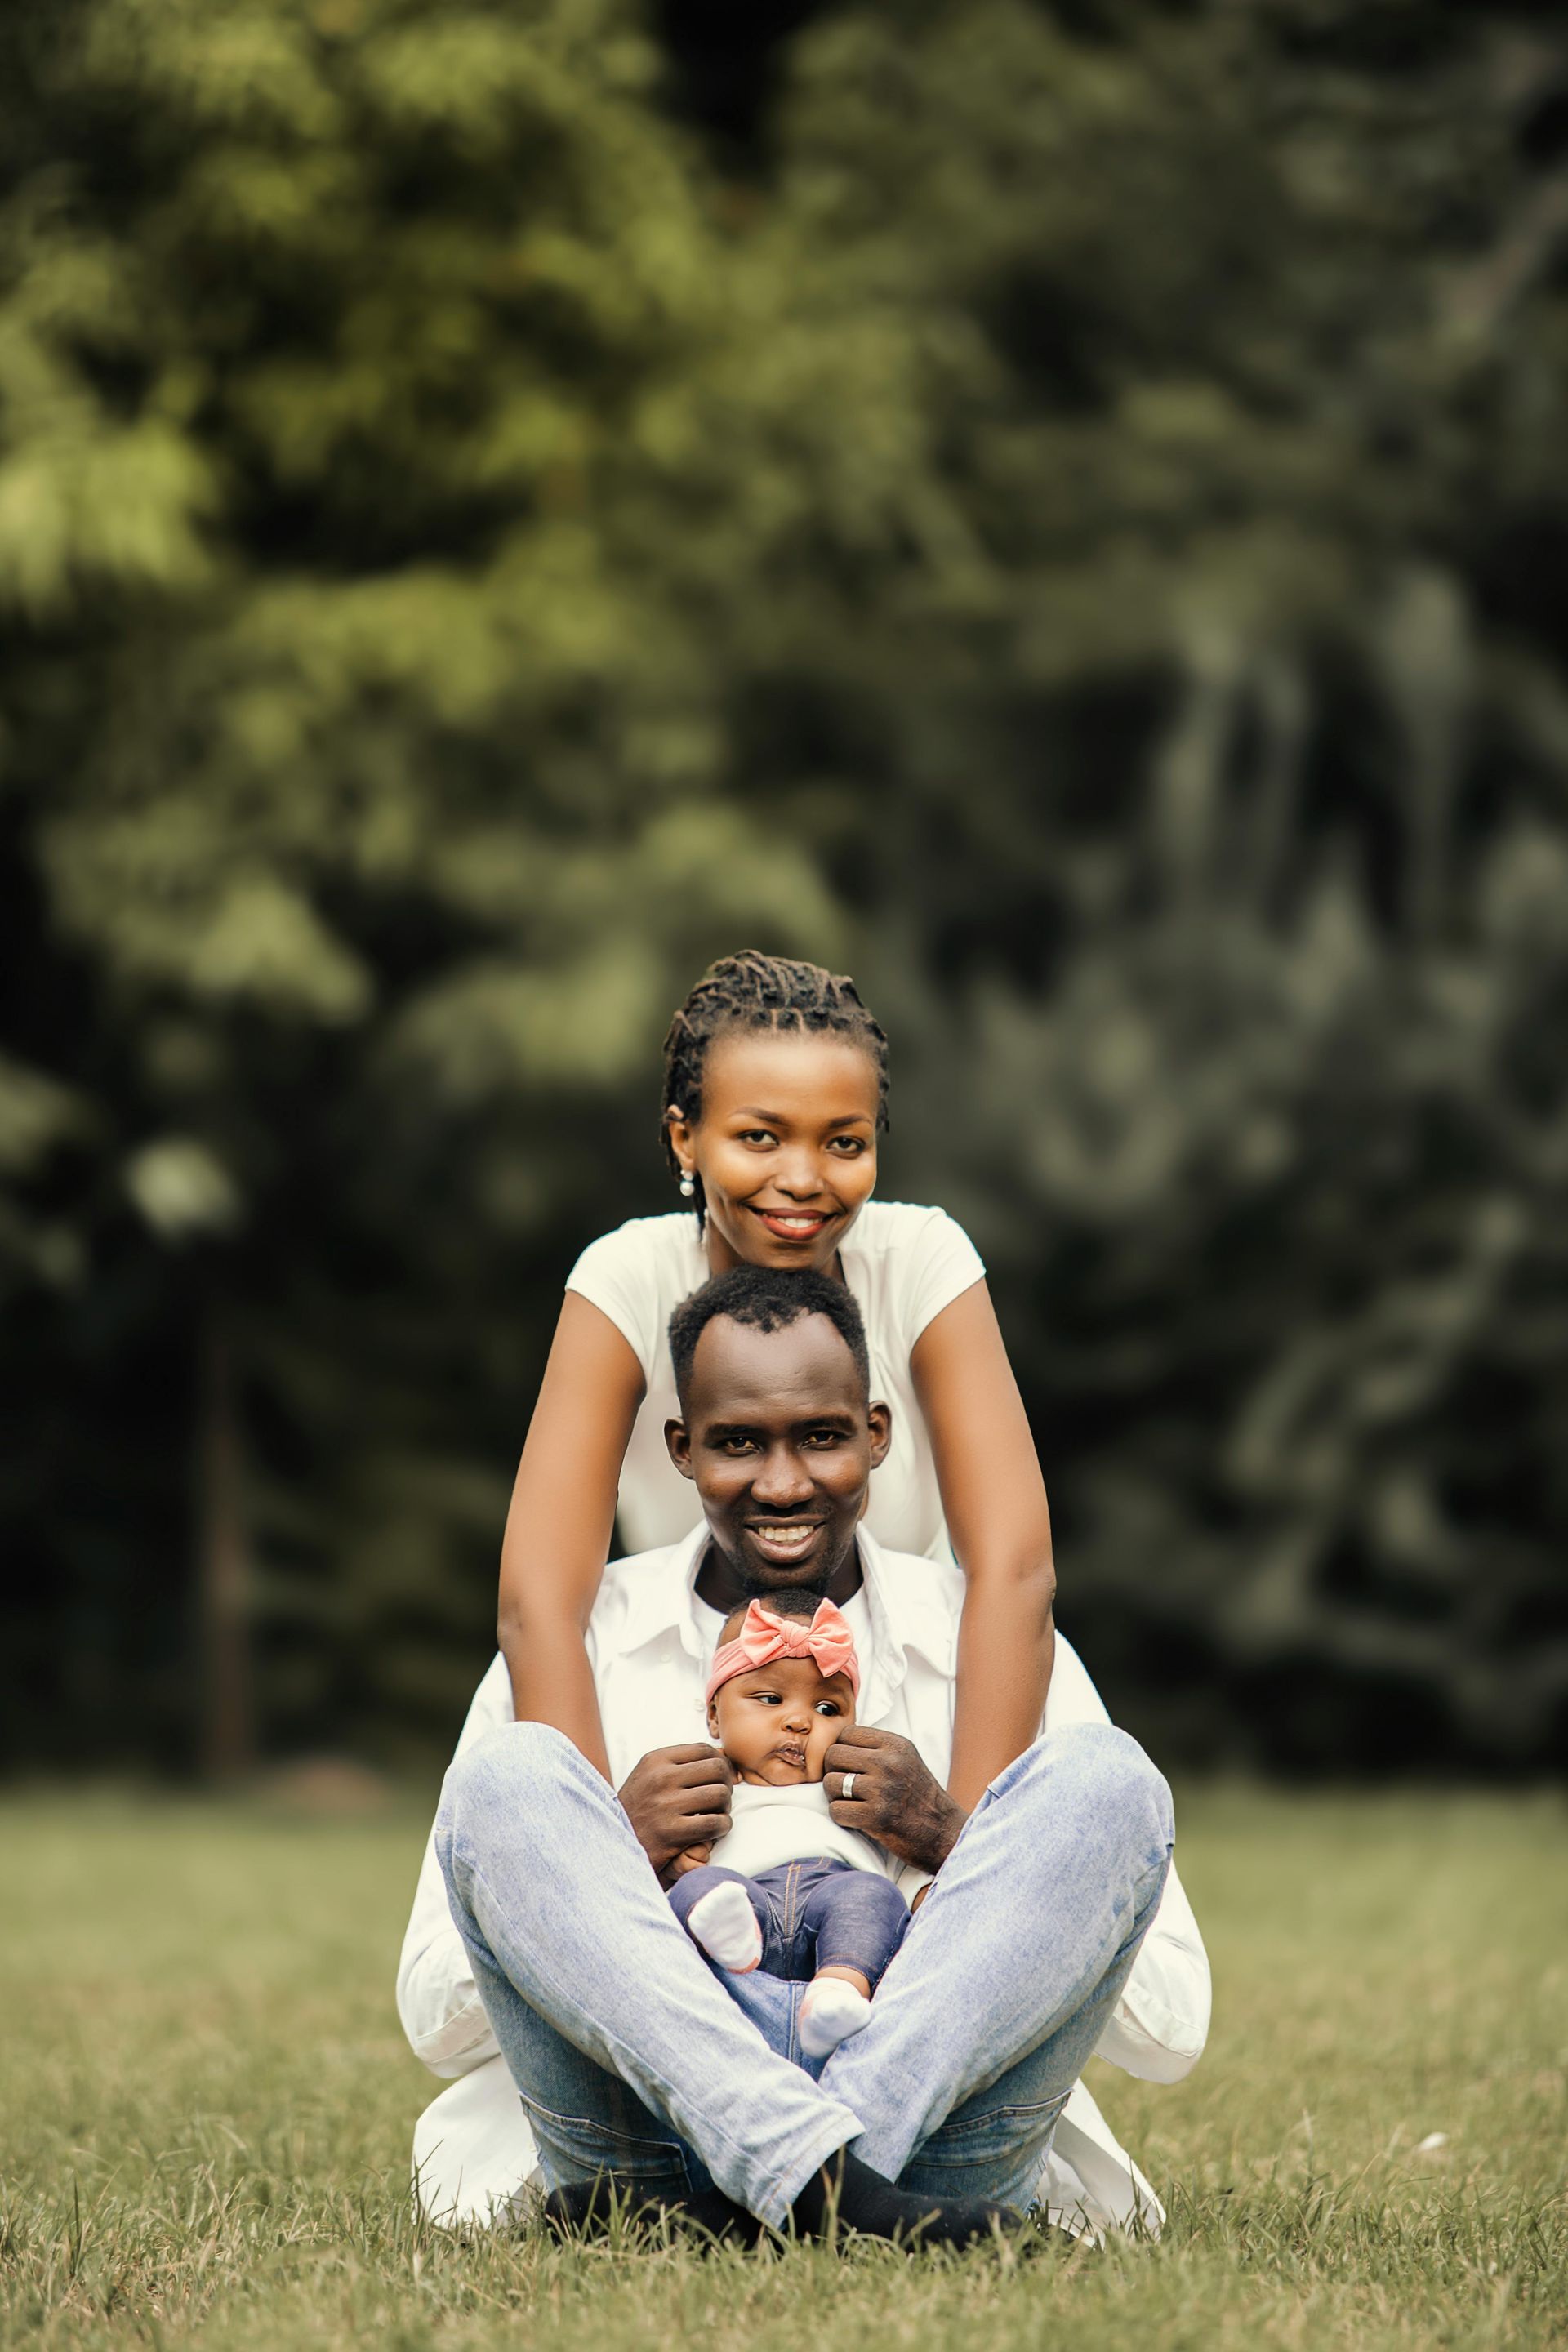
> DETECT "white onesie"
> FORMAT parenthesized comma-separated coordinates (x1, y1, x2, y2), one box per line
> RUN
(713, 1781, 900, 1882)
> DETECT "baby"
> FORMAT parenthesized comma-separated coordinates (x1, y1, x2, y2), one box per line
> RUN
(669, 1590, 911, 2059)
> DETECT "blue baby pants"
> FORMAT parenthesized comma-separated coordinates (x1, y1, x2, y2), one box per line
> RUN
(669, 1857, 910, 1989)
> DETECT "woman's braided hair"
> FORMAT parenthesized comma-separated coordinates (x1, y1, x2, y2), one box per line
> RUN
(660, 951, 889, 1227)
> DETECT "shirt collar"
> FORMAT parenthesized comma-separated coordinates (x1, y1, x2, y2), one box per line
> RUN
(612, 1521, 713, 1664)
(852, 1526, 959, 1713)
(610, 1521, 959, 1698)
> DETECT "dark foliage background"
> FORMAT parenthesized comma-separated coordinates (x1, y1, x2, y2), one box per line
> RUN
(3, 0, 1566, 1779)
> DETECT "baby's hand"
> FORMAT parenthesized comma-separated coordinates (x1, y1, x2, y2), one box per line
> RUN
(668, 1846, 712, 1878)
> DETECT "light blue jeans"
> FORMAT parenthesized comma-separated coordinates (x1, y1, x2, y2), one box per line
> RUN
(436, 1719, 1172, 2229)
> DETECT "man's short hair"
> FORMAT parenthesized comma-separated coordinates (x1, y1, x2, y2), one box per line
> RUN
(668, 1266, 871, 1408)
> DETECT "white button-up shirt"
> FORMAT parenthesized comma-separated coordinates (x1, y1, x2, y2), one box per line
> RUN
(398, 1524, 1211, 2239)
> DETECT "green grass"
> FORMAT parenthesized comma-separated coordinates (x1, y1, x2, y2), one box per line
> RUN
(2, 1786, 1565, 2350)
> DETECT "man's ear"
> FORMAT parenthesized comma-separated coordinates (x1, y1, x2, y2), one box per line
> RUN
(665, 1416, 695, 1481)
(866, 1399, 893, 1471)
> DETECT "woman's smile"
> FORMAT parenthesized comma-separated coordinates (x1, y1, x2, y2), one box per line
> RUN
(750, 1205, 834, 1244)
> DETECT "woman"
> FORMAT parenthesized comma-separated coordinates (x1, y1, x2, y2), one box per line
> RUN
(497, 951, 1056, 1815)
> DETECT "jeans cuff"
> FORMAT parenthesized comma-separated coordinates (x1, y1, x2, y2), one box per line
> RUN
(759, 2109, 866, 2231)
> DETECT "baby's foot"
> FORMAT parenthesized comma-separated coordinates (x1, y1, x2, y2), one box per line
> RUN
(799, 1976, 872, 2058)
(685, 1881, 763, 1974)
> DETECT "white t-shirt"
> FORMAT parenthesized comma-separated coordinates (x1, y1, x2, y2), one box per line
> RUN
(565, 1200, 986, 1559)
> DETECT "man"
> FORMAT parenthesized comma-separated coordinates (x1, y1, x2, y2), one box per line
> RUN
(398, 1267, 1209, 2241)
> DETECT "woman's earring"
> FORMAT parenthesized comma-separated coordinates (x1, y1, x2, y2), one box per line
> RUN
(679, 1173, 696, 1199)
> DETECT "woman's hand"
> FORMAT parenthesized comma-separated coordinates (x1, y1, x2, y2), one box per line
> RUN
(617, 1743, 734, 1884)
(826, 1725, 967, 1875)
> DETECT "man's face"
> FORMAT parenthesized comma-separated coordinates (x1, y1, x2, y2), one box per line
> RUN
(707, 1654, 856, 1786)
(666, 1311, 893, 1608)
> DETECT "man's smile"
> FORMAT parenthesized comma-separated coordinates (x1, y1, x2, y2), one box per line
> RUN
(745, 1519, 826, 1564)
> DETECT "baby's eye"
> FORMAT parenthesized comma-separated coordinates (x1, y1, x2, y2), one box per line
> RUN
(752, 1692, 782, 1705)
(814, 1701, 841, 1717)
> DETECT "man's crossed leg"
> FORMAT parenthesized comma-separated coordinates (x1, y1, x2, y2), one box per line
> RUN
(436, 1717, 1172, 2235)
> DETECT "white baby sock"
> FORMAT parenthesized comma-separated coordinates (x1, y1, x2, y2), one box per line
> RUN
(798, 1976, 873, 2058)
(684, 1880, 763, 1974)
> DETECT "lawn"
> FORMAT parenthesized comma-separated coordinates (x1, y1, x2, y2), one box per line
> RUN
(2, 1786, 1564, 2350)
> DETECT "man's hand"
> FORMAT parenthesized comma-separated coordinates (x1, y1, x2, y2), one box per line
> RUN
(617, 1744, 733, 1885)
(826, 1726, 968, 1875)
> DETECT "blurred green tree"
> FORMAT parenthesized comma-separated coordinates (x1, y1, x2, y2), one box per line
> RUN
(737, 0, 1568, 1768)
(4, 0, 1567, 1775)
(0, 0, 858, 1768)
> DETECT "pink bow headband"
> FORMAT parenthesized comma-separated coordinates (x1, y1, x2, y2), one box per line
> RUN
(705, 1597, 861, 1705)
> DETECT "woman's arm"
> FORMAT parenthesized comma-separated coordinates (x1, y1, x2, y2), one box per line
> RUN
(911, 1280, 1057, 1813)
(497, 1292, 646, 1780)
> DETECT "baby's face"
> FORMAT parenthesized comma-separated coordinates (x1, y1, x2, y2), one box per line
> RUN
(708, 1655, 855, 1786)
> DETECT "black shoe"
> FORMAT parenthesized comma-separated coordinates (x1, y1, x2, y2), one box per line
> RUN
(542, 2174, 764, 2247)
(789, 2147, 1022, 2251)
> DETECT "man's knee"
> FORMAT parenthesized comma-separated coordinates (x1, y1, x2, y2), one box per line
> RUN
(1003, 1721, 1173, 1847)
(439, 1721, 587, 1850)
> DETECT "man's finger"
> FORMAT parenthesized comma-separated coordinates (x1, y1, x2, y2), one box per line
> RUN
(826, 1798, 878, 1830)
(664, 1776, 733, 1813)
(824, 1739, 891, 1778)
(648, 1771, 731, 1807)
(654, 1744, 729, 1766)
(666, 1753, 733, 1788)
(673, 1811, 731, 1845)
(825, 1724, 893, 1754)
